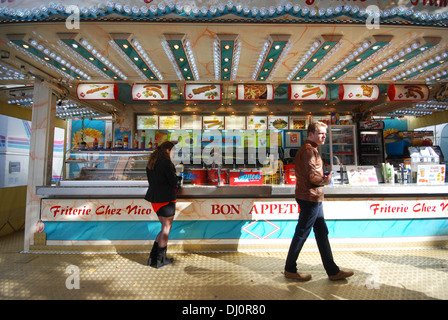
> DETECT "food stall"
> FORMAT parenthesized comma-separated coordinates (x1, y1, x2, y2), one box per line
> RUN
(0, 0, 447, 252)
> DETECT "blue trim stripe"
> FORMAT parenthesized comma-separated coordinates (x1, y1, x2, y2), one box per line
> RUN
(42, 219, 448, 242)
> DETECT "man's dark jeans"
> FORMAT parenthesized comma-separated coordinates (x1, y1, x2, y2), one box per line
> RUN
(285, 199, 340, 276)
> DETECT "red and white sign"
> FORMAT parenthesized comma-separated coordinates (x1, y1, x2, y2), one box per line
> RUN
(131, 84, 170, 101)
(358, 121, 385, 130)
(185, 84, 222, 101)
(236, 84, 274, 101)
(229, 170, 264, 186)
(76, 83, 118, 100)
(40, 197, 448, 222)
(388, 84, 430, 101)
(289, 84, 327, 101)
(338, 84, 379, 101)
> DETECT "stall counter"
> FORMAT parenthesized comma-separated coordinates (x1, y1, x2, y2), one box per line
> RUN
(33, 184, 448, 252)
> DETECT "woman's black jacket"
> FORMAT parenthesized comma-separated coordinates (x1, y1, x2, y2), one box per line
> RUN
(144, 158, 178, 203)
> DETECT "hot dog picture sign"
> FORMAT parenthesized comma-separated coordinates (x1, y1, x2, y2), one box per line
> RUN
(132, 84, 170, 101)
(388, 84, 430, 101)
(77, 83, 118, 100)
(289, 84, 327, 101)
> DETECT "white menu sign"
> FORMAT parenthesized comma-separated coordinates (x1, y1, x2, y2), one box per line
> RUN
(77, 83, 118, 100)
(131, 84, 170, 101)
(339, 84, 379, 101)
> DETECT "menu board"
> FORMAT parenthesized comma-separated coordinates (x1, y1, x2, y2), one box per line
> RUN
(417, 165, 446, 185)
(225, 116, 246, 130)
(236, 84, 274, 101)
(338, 84, 379, 101)
(136, 115, 158, 130)
(289, 116, 308, 129)
(346, 166, 379, 185)
(289, 84, 327, 101)
(159, 115, 180, 130)
(246, 116, 267, 130)
(202, 116, 224, 129)
(131, 84, 170, 101)
(388, 84, 429, 101)
(76, 83, 118, 100)
(268, 116, 289, 130)
(181, 115, 202, 130)
(185, 84, 222, 101)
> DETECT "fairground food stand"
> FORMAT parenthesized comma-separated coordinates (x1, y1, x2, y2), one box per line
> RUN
(0, 0, 447, 253)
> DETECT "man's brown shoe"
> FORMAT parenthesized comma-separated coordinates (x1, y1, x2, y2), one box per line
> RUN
(284, 270, 312, 281)
(329, 270, 354, 281)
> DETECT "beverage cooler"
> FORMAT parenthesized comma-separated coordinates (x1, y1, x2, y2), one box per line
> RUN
(357, 121, 385, 166)
(322, 125, 358, 183)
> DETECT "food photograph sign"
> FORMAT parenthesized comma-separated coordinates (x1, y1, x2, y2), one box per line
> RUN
(236, 84, 274, 101)
(338, 84, 380, 101)
(131, 84, 170, 101)
(289, 84, 327, 101)
(185, 84, 222, 101)
(388, 84, 430, 101)
(76, 83, 118, 100)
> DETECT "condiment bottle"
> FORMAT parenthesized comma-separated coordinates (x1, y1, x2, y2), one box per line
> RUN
(133, 133, 139, 149)
(123, 135, 129, 149)
(140, 131, 146, 149)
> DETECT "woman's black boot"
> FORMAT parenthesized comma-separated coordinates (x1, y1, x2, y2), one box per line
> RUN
(147, 241, 158, 266)
(154, 246, 173, 268)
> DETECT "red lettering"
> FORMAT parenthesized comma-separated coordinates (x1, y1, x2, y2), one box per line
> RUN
(211, 204, 240, 215)
(441, 203, 448, 211)
(211, 204, 220, 214)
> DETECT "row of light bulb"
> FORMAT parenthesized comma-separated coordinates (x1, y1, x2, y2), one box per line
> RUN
(3, 2, 448, 24)
(359, 41, 424, 81)
(392, 52, 447, 81)
(28, 39, 91, 80)
(322, 41, 374, 81)
(286, 40, 324, 81)
(78, 38, 127, 80)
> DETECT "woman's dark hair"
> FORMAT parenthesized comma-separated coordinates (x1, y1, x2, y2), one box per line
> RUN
(147, 141, 175, 170)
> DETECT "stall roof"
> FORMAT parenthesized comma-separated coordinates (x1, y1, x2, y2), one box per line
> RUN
(0, 1, 448, 119)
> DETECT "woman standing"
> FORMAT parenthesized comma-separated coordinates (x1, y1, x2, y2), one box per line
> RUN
(145, 141, 180, 268)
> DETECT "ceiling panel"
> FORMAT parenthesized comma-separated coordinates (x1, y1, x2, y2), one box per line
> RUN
(0, 21, 447, 118)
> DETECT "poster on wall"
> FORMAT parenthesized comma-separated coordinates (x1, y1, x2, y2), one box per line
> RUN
(71, 119, 105, 149)
(268, 116, 289, 130)
(338, 84, 379, 101)
(236, 84, 274, 101)
(159, 115, 180, 130)
(181, 115, 202, 130)
(289, 84, 327, 100)
(76, 83, 118, 100)
(203, 116, 224, 129)
(246, 116, 267, 130)
(289, 116, 308, 129)
(225, 116, 246, 130)
(136, 115, 158, 130)
(388, 84, 430, 101)
(185, 84, 222, 101)
(131, 84, 170, 101)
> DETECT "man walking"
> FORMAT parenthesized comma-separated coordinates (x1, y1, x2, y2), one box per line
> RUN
(284, 122, 354, 281)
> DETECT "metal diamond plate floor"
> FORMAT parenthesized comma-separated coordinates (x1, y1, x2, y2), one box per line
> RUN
(1, 231, 447, 300)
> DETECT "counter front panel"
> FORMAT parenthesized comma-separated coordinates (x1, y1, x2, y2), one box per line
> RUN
(36, 186, 448, 248)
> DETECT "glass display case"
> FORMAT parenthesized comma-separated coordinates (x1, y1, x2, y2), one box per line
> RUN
(61, 150, 150, 185)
